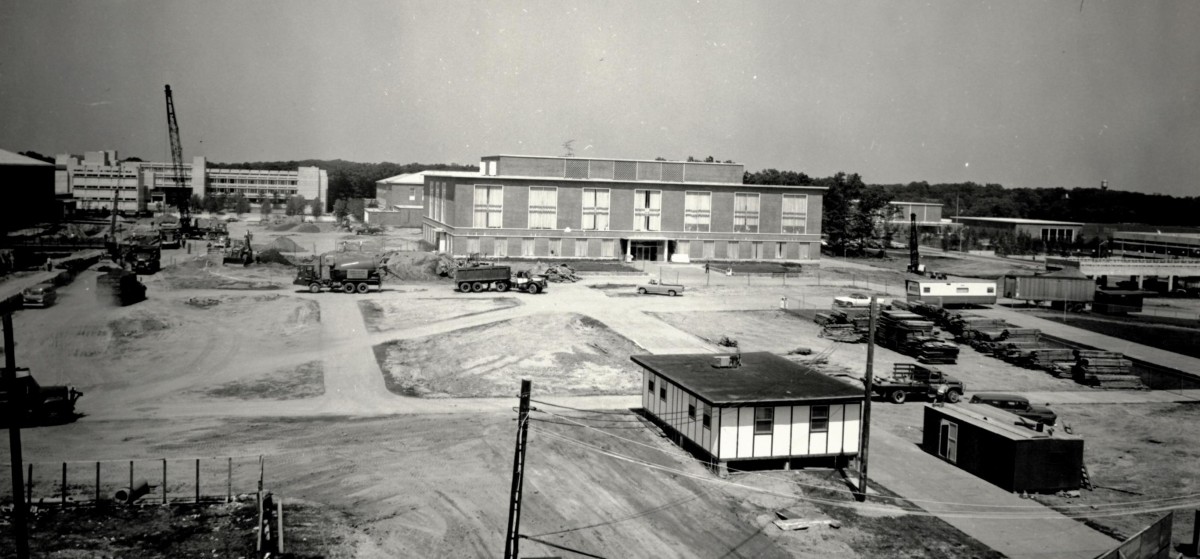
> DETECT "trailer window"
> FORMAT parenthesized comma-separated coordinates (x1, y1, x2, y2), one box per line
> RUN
(987, 287, 995, 294)
(702, 407, 711, 430)
(754, 407, 773, 435)
(811, 406, 830, 433)
(659, 385, 666, 401)
(956, 287, 969, 293)
(648, 378, 655, 395)
(688, 396, 697, 420)
(922, 287, 930, 294)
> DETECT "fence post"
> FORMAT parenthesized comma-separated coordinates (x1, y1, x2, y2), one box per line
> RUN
(27, 463, 33, 503)
(162, 459, 167, 505)
(61, 462, 67, 506)
(96, 462, 101, 503)
(129, 461, 133, 496)
(195, 459, 200, 503)
(227, 457, 232, 503)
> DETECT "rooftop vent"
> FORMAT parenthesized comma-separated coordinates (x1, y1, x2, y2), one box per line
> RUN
(712, 354, 742, 369)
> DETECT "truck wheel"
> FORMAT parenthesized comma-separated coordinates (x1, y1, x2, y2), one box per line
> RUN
(308, 283, 322, 294)
(637, 287, 647, 295)
(495, 281, 510, 292)
(458, 282, 471, 292)
(356, 282, 370, 294)
(342, 283, 356, 294)
(668, 290, 677, 297)
(945, 390, 962, 403)
(889, 390, 907, 404)
(472, 281, 487, 293)
(526, 283, 541, 295)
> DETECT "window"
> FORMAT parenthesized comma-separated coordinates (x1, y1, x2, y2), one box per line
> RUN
(728, 241, 739, 258)
(923, 287, 931, 294)
(776, 242, 785, 259)
(956, 287, 969, 294)
(659, 385, 667, 401)
(782, 194, 808, 234)
(754, 407, 773, 435)
(550, 238, 561, 257)
(602, 239, 615, 258)
(987, 287, 995, 294)
(703, 241, 715, 259)
(684, 191, 711, 232)
(473, 185, 503, 228)
(734, 193, 760, 233)
(467, 237, 480, 254)
(575, 238, 588, 257)
(634, 189, 662, 231)
(528, 186, 557, 229)
(688, 396, 697, 420)
(582, 188, 610, 230)
(810, 406, 829, 433)
(495, 237, 507, 257)
(522, 238, 535, 256)
(702, 407, 711, 429)
(648, 378, 655, 395)
(751, 242, 762, 259)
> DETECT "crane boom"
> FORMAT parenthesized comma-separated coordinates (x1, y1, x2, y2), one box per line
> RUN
(164, 84, 189, 218)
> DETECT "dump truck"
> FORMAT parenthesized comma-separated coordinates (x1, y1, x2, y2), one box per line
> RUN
(294, 253, 383, 293)
(867, 363, 964, 404)
(130, 245, 161, 274)
(0, 368, 83, 424)
(158, 223, 182, 249)
(96, 269, 147, 306)
(454, 265, 546, 294)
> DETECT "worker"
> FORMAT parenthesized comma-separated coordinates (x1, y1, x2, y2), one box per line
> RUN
(44, 258, 54, 271)
(931, 384, 949, 407)
(704, 262, 710, 274)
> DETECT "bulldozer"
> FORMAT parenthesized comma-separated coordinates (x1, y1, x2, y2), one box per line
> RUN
(0, 368, 83, 425)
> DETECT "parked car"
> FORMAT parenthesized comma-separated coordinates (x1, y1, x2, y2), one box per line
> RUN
(969, 393, 1057, 426)
(21, 283, 58, 308)
(834, 293, 891, 308)
(637, 279, 684, 297)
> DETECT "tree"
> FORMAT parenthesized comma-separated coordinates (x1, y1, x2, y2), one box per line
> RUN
(202, 194, 220, 213)
(333, 199, 348, 221)
(347, 198, 365, 220)
(310, 199, 324, 219)
(284, 195, 307, 216)
(189, 193, 203, 213)
(260, 200, 274, 216)
(232, 193, 251, 214)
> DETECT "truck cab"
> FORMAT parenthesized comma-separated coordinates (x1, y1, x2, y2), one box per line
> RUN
(870, 363, 964, 404)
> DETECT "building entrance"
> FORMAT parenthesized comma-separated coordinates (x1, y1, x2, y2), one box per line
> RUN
(625, 240, 665, 262)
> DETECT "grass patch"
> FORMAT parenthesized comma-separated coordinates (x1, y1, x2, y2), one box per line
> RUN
(206, 360, 324, 400)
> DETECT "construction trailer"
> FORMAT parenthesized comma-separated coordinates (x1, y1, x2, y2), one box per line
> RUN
(632, 352, 864, 475)
(922, 404, 1083, 493)
(905, 278, 997, 306)
(1002, 268, 1095, 307)
(1092, 289, 1149, 315)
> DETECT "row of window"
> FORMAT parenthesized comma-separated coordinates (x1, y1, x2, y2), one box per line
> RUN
(211, 178, 296, 186)
(461, 237, 797, 259)
(467, 185, 808, 234)
(649, 378, 829, 434)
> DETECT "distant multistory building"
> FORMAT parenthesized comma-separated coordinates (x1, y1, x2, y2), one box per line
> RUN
(421, 154, 825, 262)
(55, 151, 327, 213)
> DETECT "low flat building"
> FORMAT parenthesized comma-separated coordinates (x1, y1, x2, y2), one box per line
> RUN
(1, 148, 56, 229)
(370, 171, 429, 228)
(632, 352, 863, 475)
(906, 278, 998, 306)
(951, 216, 1084, 245)
(1111, 231, 1200, 260)
(421, 154, 825, 262)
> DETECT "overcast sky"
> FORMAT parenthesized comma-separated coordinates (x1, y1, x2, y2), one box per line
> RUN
(2, 1, 1197, 196)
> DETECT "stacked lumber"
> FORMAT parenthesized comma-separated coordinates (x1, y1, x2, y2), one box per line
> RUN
(1071, 350, 1144, 389)
(875, 310, 959, 364)
(812, 304, 875, 343)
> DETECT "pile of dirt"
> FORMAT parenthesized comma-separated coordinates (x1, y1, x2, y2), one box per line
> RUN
(294, 223, 321, 233)
(256, 248, 295, 266)
(269, 222, 298, 232)
(185, 296, 221, 308)
(269, 236, 302, 252)
(384, 251, 445, 281)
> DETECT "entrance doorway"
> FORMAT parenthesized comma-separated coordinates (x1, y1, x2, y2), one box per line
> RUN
(938, 420, 958, 463)
(625, 240, 662, 262)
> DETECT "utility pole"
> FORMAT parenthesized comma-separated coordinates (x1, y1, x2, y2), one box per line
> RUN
(3, 314, 30, 558)
(857, 297, 877, 502)
(504, 379, 532, 559)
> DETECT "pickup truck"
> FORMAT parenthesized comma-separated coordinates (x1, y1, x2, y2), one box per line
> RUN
(867, 363, 964, 404)
(637, 279, 684, 297)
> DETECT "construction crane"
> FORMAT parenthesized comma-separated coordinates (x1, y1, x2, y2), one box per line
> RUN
(164, 84, 189, 220)
(907, 213, 921, 274)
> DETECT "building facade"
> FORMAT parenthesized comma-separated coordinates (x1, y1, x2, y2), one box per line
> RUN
(56, 151, 327, 213)
(633, 352, 864, 473)
(1111, 231, 1200, 259)
(368, 171, 428, 227)
(421, 155, 825, 262)
(950, 216, 1084, 245)
(1, 148, 56, 230)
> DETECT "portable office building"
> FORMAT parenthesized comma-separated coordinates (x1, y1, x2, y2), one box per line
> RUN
(906, 278, 998, 306)
(922, 404, 1083, 493)
(632, 352, 864, 474)
(1003, 268, 1096, 305)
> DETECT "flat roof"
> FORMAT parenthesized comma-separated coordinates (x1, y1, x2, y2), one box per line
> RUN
(906, 278, 997, 284)
(631, 352, 862, 406)
(890, 201, 943, 207)
(423, 171, 826, 191)
(1113, 231, 1200, 241)
(928, 403, 1076, 441)
(483, 154, 740, 167)
(0, 148, 53, 167)
(952, 216, 1085, 226)
(378, 171, 435, 185)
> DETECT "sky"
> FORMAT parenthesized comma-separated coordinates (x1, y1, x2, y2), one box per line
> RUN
(1, 0, 1198, 196)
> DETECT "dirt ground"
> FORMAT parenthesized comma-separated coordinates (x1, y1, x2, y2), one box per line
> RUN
(373, 313, 644, 398)
(357, 296, 518, 333)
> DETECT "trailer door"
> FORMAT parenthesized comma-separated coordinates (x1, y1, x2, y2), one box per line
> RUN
(938, 420, 958, 463)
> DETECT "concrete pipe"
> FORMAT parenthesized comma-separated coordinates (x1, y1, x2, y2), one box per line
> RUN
(114, 479, 150, 504)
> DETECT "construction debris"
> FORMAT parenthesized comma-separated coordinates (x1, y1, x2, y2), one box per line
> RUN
(717, 336, 739, 348)
(543, 264, 580, 282)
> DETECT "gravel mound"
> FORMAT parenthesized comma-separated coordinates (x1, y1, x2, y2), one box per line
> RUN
(270, 236, 302, 252)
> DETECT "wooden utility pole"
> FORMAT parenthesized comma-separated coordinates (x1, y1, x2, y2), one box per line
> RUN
(857, 298, 877, 502)
(504, 380, 532, 559)
(3, 314, 30, 558)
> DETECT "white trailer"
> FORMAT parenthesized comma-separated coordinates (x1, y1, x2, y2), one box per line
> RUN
(906, 278, 997, 306)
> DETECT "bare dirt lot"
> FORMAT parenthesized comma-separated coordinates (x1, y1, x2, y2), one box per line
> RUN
(357, 295, 519, 333)
(373, 313, 644, 398)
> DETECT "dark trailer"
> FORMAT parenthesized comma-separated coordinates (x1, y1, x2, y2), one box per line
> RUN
(922, 403, 1083, 493)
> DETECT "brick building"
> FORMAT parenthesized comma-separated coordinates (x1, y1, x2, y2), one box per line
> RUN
(420, 155, 825, 262)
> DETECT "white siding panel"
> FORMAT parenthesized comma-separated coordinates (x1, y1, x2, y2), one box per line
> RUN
(842, 403, 861, 454)
(736, 408, 754, 459)
(791, 405, 810, 455)
(718, 408, 739, 460)
(827, 405, 844, 453)
(810, 431, 828, 455)
(772, 406, 792, 456)
(642, 371, 651, 411)
(753, 434, 772, 458)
